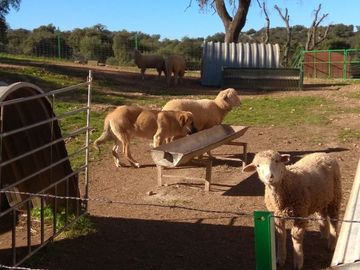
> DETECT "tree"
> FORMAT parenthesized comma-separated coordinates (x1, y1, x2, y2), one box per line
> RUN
(197, 0, 251, 43)
(256, 0, 270, 43)
(0, 0, 21, 49)
(305, 4, 330, 51)
(274, 5, 291, 66)
(112, 30, 133, 64)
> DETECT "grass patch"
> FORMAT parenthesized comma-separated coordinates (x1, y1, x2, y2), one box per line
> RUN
(224, 96, 332, 127)
(346, 91, 360, 100)
(339, 128, 360, 141)
(31, 207, 96, 238)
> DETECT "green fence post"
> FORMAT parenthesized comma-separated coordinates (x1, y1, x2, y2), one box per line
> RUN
(254, 211, 276, 270)
(344, 50, 348, 80)
(56, 27, 61, 60)
(134, 33, 138, 50)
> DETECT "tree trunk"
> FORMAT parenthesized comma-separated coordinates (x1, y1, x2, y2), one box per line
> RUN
(274, 5, 291, 67)
(215, 0, 251, 43)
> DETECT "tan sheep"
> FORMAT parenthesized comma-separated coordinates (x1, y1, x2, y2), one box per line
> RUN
(243, 150, 342, 270)
(165, 54, 186, 85)
(162, 88, 241, 131)
(93, 105, 196, 168)
(133, 49, 165, 80)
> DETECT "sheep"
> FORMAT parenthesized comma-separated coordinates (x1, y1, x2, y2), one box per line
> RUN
(165, 54, 186, 85)
(162, 88, 241, 132)
(243, 150, 342, 270)
(132, 49, 165, 80)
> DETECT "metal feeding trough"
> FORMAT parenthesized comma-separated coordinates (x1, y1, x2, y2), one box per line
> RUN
(151, 125, 248, 191)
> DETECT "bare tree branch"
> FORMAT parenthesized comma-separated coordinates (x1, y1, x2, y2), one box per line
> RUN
(257, 0, 270, 43)
(184, 0, 193, 12)
(305, 4, 330, 50)
(274, 4, 291, 66)
(195, 0, 251, 43)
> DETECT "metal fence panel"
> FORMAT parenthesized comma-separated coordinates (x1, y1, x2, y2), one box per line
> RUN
(201, 42, 280, 86)
(0, 74, 92, 267)
(302, 49, 360, 79)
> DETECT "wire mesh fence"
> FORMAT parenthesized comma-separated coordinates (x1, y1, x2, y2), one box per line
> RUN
(2, 27, 203, 71)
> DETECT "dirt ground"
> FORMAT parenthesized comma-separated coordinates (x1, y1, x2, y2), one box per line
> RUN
(1, 63, 360, 270)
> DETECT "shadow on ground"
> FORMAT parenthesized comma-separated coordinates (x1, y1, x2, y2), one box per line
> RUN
(0, 214, 334, 270)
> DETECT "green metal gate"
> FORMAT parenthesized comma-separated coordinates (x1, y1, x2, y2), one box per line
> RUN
(300, 49, 360, 80)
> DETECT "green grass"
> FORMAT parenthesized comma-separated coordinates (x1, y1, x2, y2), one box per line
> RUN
(339, 128, 360, 141)
(31, 207, 96, 238)
(224, 96, 332, 127)
(346, 91, 360, 100)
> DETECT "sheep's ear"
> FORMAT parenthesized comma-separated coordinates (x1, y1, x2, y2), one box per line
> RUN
(280, 154, 291, 163)
(178, 114, 186, 127)
(242, 163, 256, 173)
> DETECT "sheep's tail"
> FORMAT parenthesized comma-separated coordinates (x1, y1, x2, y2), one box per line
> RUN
(93, 118, 112, 152)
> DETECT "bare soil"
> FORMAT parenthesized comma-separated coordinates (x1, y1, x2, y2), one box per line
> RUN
(0, 62, 359, 270)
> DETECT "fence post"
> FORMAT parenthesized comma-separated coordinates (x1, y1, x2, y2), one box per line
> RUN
(344, 50, 348, 80)
(254, 211, 276, 270)
(134, 33, 138, 50)
(56, 27, 61, 60)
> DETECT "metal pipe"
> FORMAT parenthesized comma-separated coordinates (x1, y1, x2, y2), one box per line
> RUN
(0, 82, 89, 107)
(84, 70, 92, 210)
(0, 107, 88, 139)
(0, 165, 86, 218)
(0, 126, 89, 168)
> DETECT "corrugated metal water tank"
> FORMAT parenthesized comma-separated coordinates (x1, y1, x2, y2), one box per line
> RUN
(0, 82, 79, 211)
(201, 42, 280, 86)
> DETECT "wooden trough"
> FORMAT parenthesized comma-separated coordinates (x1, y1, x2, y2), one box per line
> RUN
(151, 125, 248, 191)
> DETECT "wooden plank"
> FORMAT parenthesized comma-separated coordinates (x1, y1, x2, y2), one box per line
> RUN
(332, 159, 360, 267)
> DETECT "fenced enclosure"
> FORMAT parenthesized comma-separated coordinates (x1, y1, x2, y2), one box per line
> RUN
(0, 73, 92, 267)
(302, 49, 360, 79)
(2, 27, 203, 71)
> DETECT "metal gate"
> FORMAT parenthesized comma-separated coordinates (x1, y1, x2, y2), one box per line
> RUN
(0, 71, 92, 267)
(302, 49, 360, 79)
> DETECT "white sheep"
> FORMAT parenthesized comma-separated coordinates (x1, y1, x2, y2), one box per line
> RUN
(133, 49, 165, 80)
(165, 54, 186, 85)
(162, 88, 241, 131)
(243, 150, 342, 270)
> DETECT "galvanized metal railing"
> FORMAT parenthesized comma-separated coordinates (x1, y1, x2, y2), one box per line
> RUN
(0, 71, 92, 267)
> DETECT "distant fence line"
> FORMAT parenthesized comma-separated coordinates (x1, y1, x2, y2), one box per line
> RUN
(0, 32, 203, 70)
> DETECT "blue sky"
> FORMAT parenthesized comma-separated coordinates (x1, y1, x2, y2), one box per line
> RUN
(6, 0, 359, 39)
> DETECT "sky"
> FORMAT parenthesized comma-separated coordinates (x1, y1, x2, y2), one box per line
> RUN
(6, 0, 360, 39)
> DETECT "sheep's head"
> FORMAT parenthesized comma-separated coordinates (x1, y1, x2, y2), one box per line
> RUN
(243, 150, 290, 186)
(215, 88, 241, 111)
(178, 111, 197, 135)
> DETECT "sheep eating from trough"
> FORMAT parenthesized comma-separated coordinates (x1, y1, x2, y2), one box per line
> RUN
(162, 88, 241, 132)
(165, 54, 186, 85)
(243, 150, 341, 270)
(132, 49, 165, 80)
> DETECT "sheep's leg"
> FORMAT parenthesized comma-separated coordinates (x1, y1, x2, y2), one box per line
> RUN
(291, 221, 306, 270)
(112, 144, 122, 167)
(153, 131, 163, 148)
(275, 218, 287, 267)
(156, 68, 161, 80)
(122, 136, 140, 168)
(318, 210, 330, 240)
(327, 201, 340, 251)
(141, 68, 146, 80)
(111, 126, 140, 168)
